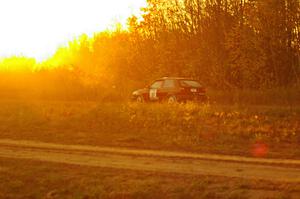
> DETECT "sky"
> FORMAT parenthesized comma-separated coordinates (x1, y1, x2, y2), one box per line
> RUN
(0, 0, 147, 61)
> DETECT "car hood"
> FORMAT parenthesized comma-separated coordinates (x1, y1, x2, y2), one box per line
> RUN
(132, 88, 147, 95)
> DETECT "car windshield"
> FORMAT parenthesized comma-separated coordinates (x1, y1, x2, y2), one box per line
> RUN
(150, 81, 163, 89)
(180, 80, 202, 88)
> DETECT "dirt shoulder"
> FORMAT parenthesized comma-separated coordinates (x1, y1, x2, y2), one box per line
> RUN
(0, 139, 299, 183)
(1, 158, 300, 199)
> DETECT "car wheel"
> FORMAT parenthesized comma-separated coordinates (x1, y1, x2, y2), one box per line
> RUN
(136, 95, 144, 103)
(199, 95, 209, 104)
(167, 95, 177, 104)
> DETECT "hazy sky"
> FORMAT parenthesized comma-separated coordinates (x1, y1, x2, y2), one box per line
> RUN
(0, 0, 146, 61)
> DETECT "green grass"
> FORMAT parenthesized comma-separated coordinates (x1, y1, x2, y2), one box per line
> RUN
(0, 158, 299, 199)
(0, 100, 299, 159)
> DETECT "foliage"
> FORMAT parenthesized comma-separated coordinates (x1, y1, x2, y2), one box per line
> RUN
(0, 56, 36, 72)
(0, 0, 299, 99)
(0, 101, 299, 159)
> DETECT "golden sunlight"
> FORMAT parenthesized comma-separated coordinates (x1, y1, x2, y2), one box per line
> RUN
(0, 0, 146, 61)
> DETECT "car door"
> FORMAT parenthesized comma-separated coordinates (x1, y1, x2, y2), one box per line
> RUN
(148, 80, 163, 101)
(160, 79, 177, 100)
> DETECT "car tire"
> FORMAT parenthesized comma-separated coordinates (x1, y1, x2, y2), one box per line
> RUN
(136, 95, 144, 103)
(199, 95, 209, 104)
(167, 95, 177, 104)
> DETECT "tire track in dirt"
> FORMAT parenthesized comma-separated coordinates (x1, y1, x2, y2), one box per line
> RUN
(0, 139, 299, 182)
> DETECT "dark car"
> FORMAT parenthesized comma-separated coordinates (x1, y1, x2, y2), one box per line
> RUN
(132, 77, 208, 103)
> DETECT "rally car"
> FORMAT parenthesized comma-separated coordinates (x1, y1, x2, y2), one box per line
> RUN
(132, 77, 208, 103)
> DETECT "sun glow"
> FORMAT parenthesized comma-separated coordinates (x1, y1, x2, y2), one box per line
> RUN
(0, 0, 146, 61)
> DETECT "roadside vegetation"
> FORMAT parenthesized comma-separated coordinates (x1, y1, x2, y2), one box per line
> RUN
(0, 100, 299, 159)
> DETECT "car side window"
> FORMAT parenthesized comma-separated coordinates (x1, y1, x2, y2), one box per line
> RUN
(150, 81, 163, 89)
(163, 80, 176, 88)
(180, 80, 202, 88)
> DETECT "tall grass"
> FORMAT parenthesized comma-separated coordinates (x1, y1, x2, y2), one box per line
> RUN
(208, 87, 300, 106)
(0, 100, 299, 158)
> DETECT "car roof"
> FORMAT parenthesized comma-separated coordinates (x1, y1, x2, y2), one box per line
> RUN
(156, 77, 195, 81)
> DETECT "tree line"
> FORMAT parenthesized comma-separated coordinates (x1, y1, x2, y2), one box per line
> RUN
(0, 0, 299, 100)
(54, 0, 300, 89)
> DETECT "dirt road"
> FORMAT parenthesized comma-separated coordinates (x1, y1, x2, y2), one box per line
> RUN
(0, 139, 299, 182)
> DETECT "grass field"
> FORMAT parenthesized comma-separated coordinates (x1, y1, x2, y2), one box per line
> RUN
(0, 100, 299, 159)
(1, 158, 299, 199)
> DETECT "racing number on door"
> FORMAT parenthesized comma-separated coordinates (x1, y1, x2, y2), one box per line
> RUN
(149, 89, 158, 100)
